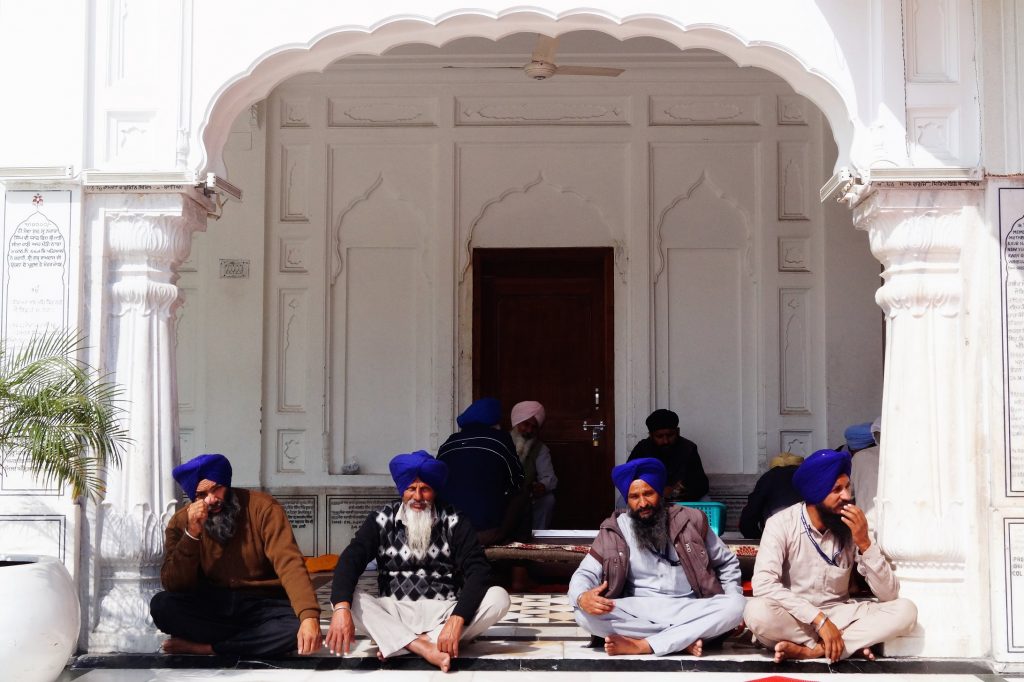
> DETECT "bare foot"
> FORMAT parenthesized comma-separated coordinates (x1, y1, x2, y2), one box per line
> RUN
(604, 634, 653, 656)
(407, 635, 452, 673)
(856, 646, 876, 661)
(684, 639, 703, 657)
(773, 640, 823, 663)
(162, 637, 214, 655)
(376, 650, 386, 662)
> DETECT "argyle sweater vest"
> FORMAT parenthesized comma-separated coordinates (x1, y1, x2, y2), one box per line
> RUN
(374, 501, 460, 601)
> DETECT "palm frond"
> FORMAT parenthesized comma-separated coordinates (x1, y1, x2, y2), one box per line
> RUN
(0, 329, 130, 500)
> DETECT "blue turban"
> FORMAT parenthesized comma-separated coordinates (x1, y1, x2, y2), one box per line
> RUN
(172, 454, 233, 501)
(456, 397, 502, 428)
(389, 450, 448, 494)
(844, 422, 876, 451)
(611, 458, 667, 500)
(792, 449, 852, 504)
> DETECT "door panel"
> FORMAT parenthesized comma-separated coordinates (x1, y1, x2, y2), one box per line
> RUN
(474, 248, 613, 529)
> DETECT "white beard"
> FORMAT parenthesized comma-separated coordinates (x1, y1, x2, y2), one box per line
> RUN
(402, 502, 436, 560)
(510, 428, 533, 460)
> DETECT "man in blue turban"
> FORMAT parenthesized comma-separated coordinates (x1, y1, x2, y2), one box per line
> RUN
(569, 458, 744, 657)
(745, 449, 916, 663)
(437, 398, 527, 546)
(327, 451, 509, 672)
(150, 454, 322, 657)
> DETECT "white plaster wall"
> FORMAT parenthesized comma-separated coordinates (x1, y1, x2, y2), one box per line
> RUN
(823, 130, 884, 447)
(176, 106, 267, 487)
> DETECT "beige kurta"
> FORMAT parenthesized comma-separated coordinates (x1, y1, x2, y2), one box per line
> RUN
(745, 502, 916, 656)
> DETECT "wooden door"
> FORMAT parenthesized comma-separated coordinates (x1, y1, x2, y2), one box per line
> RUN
(473, 248, 614, 529)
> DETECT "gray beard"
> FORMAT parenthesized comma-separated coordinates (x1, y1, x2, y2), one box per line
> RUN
(628, 500, 670, 556)
(403, 502, 436, 560)
(204, 490, 241, 545)
(510, 429, 533, 460)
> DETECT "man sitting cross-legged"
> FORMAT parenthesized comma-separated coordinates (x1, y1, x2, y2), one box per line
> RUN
(326, 451, 510, 672)
(569, 458, 745, 657)
(744, 448, 917, 663)
(150, 454, 322, 656)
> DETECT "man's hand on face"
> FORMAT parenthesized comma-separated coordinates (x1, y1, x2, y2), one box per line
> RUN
(839, 504, 871, 552)
(816, 618, 846, 662)
(325, 606, 355, 656)
(186, 499, 208, 537)
(577, 580, 614, 616)
(436, 614, 465, 658)
(296, 615, 323, 655)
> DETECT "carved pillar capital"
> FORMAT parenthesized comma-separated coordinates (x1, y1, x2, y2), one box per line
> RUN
(853, 188, 981, 318)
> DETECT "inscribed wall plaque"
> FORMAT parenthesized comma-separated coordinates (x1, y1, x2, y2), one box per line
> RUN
(1001, 188, 1024, 494)
(327, 489, 396, 554)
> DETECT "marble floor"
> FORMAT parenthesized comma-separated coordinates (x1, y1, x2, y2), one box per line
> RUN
(62, 574, 1008, 681)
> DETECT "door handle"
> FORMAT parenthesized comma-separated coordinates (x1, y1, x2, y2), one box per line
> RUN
(583, 420, 605, 446)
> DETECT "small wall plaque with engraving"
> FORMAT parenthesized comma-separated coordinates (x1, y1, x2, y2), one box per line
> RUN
(219, 259, 250, 279)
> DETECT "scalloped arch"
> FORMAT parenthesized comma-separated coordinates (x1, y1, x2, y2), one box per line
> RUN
(197, 9, 859, 177)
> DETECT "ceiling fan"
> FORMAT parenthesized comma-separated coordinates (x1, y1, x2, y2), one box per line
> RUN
(444, 34, 625, 81)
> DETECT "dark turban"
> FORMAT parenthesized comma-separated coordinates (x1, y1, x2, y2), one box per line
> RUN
(456, 397, 502, 429)
(172, 453, 233, 501)
(645, 409, 679, 432)
(389, 450, 448, 495)
(612, 457, 667, 500)
(792, 449, 852, 504)
(844, 422, 875, 451)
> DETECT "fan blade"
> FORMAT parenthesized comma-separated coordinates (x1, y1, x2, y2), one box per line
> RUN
(531, 35, 559, 65)
(442, 65, 523, 70)
(553, 65, 625, 77)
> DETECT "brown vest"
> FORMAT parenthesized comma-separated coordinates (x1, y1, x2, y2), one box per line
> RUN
(587, 505, 724, 599)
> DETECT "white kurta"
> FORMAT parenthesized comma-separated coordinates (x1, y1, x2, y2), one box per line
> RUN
(568, 513, 745, 655)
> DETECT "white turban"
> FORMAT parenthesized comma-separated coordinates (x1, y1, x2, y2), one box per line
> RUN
(511, 400, 546, 428)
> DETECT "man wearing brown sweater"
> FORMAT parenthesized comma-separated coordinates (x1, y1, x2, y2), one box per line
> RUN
(150, 454, 322, 656)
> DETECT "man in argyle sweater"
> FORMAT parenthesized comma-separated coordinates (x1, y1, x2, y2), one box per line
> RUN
(326, 451, 510, 672)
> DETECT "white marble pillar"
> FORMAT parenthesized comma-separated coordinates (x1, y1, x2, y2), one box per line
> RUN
(85, 191, 208, 652)
(853, 187, 987, 657)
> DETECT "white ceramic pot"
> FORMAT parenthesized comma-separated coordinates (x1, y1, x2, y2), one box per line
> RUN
(0, 555, 80, 682)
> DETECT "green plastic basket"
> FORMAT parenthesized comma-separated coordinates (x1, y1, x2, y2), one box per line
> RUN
(674, 501, 726, 536)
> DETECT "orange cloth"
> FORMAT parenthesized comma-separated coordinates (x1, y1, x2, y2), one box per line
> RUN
(305, 554, 339, 573)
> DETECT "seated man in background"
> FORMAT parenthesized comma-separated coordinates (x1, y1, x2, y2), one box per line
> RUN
(744, 449, 917, 663)
(738, 452, 805, 539)
(437, 397, 527, 545)
(628, 409, 709, 501)
(570, 458, 745, 657)
(150, 454, 322, 656)
(509, 400, 558, 529)
(848, 418, 881, 528)
(326, 452, 510, 672)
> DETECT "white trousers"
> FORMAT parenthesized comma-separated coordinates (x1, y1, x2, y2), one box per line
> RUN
(351, 586, 511, 657)
(743, 596, 918, 658)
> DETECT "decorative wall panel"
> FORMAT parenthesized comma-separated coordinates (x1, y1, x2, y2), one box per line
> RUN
(280, 145, 310, 222)
(780, 288, 812, 414)
(650, 95, 760, 125)
(777, 95, 808, 125)
(343, 247, 418, 466)
(780, 430, 813, 457)
(280, 237, 308, 273)
(0, 515, 66, 561)
(176, 286, 198, 411)
(778, 141, 810, 220)
(456, 97, 628, 125)
(328, 97, 437, 127)
(105, 112, 154, 165)
(277, 289, 308, 413)
(905, 0, 958, 83)
(280, 97, 311, 128)
(909, 108, 959, 163)
(277, 429, 305, 473)
(778, 237, 810, 272)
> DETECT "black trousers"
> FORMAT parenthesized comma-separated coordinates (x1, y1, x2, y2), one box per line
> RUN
(150, 588, 301, 656)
